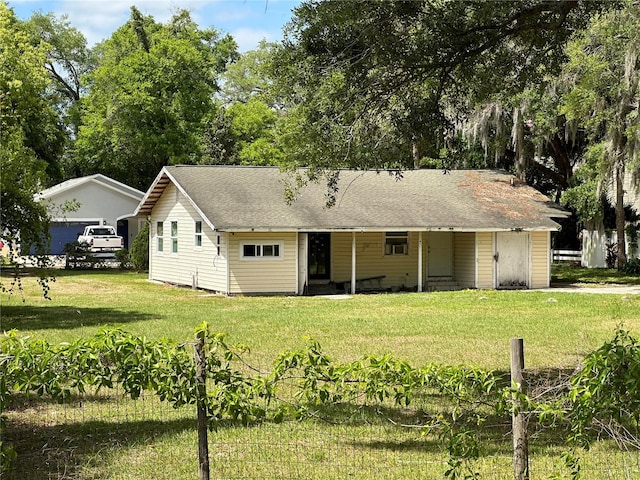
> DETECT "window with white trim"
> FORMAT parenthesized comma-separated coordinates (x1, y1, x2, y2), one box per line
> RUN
(194, 221, 202, 248)
(240, 241, 283, 259)
(171, 221, 178, 253)
(156, 221, 164, 252)
(384, 232, 408, 255)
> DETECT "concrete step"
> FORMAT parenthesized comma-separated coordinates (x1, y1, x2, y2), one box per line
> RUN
(427, 277, 463, 292)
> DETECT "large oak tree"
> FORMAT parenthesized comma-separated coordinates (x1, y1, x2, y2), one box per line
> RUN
(74, 7, 238, 191)
(272, 0, 616, 173)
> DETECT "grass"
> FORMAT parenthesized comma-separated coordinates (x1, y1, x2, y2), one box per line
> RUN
(2, 268, 640, 479)
(551, 263, 640, 285)
(3, 269, 639, 369)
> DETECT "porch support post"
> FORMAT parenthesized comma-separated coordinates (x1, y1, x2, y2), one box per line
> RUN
(418, 231, 423, 292)
(351, 232, 357, 294)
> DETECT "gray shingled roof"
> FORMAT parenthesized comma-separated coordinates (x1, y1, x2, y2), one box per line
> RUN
(136, 166, 568, 232)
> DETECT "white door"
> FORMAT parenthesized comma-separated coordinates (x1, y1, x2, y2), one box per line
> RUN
(496, 232, 530, 288)
(428, 232, 453, 277)
(297, 233, 308, 294)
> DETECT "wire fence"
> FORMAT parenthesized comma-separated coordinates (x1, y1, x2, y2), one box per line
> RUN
(4, 387, 640, 480)
(2, 330, 639, 479)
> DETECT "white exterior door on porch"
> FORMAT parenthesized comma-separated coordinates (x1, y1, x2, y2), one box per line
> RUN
(495, 232, 530, 288)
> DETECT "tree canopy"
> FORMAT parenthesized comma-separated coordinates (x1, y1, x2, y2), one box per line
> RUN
(4, 0, 640, 274)
(0, 2, 60, 294)
(272, 0, 615, 171)
(72, 7, 238, 191)
(559, 1, 640, 267)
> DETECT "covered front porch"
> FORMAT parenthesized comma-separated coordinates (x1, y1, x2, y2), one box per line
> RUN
(298, 230, 479, 295)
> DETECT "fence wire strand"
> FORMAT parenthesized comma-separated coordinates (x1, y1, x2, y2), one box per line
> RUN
(4, 388, 640, 480)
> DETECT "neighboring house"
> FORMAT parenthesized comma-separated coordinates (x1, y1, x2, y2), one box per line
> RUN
(135, 165, 569, 295)
(582, 172, 640, 268)
(36, 174, 145, 254)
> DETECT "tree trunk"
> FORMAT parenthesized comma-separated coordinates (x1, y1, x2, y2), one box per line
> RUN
(615, 161, 627, 270)
(412, 142, 421, 169)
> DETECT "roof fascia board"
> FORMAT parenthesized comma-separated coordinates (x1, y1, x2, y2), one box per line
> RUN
(49, 217, 103, 223)
(39, 174, 143, 201)
(135, 168, 217, 232)
(90, 175, 144, 200)
(134, 168, 169, 216)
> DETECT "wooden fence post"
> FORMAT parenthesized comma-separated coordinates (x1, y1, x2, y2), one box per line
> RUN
(510, 338, 529, 480)
(195, 334, 210, 480)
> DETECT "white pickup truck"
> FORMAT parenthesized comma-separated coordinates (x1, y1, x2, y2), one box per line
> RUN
(77, 225, 124, 252)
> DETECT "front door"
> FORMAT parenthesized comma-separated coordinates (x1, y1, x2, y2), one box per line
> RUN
(308, 233, 331, 280)
(496, 232, 530, 288)
(428, 232, 453, 277)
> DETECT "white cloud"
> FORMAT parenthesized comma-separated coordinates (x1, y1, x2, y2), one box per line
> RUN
(231, 26, 274, 52)
(56, 0, 209, 45)
(12, 0, 293, 50)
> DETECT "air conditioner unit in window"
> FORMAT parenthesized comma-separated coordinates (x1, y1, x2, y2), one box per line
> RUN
(392, 244, 407, 255)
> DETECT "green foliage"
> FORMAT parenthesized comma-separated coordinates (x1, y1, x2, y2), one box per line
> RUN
(114, 248, 130, 269)
(219, 40, 278, 105)
(561, 179, 602, 224)
(2, 324, 639, 478)
(568, 329, 640, 450)
(129, 222, 149, 271)
(271, 338, 502, 478)
(560, 1, 640, 268)
(273, 0, 612, 170)
(227, 98, 283, 165)
(74, 8, 238, 190)
(622, 258, 640, 274)
(0, 2, 59, 298)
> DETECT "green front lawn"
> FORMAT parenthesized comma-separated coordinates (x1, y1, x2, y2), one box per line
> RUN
(3, 269, 639, 368)
(2, 269, 639, 479)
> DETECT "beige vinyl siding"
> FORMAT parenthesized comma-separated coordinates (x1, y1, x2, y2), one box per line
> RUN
(530, 231, 551, 288)
(150, 183, 227, 292)
(454, 232, 476, 288)
(332, 232, 423, 290)
(476, 232, 494, 289)
(228, 232, 297, 294)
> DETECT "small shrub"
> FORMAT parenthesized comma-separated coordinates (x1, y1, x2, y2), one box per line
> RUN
(115, 248, 132, 269)
(129, 222, 149, 271)
(622, 258, 640, 275)
(63, 241, 90, 256)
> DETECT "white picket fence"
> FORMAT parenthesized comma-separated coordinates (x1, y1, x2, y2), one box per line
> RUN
(552, 249, 582, 263)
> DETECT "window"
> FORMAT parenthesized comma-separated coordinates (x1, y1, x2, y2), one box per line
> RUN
(216, 235, 221, 256)
(171, 221, 178, 253)
(240, 241, 283, 259)
(156, 221, 164, 252)
(194, 221, 202, 248)
(385, 232, 408, 255)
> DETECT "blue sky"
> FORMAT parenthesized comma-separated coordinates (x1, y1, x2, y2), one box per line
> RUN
(8, 0, 301, 51)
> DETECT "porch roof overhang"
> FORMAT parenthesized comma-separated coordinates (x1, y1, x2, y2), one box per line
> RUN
(216, 226, 559, 233)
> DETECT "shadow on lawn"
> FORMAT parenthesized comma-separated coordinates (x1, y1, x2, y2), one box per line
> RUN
(2, 305, 158, 331)
(5, 417, 195, 480)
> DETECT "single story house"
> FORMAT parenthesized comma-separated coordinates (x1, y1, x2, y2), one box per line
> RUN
(135, 165, 569, 295)
(36, 174, 145, 254)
